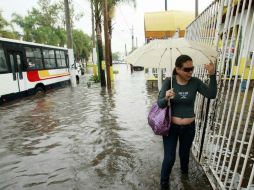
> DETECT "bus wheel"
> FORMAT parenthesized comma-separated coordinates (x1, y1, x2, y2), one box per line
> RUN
(34, 86, 45, 96)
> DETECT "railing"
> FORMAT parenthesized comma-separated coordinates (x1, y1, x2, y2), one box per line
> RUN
(185, 0, 254, 189)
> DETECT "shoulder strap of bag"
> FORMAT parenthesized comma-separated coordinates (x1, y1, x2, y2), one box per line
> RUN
(158, 77, 171, 102)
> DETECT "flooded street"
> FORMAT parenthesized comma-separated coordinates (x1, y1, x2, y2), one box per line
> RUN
(0, 64, 212, 190)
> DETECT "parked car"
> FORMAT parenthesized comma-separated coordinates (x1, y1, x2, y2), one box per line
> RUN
(133, 66, 144, 71)
(113, 60, 126, 64)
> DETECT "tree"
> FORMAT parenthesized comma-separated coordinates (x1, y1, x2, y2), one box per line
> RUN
(0, 11, 8, 30)
(107, 0, 136, 66)
(11, 0, 65, 45)
(112, 52, 120, 60)
(73, 29, 92, 62)
(0, 11, 19, 39)
(90, 0, 135, 87)
(11, 0, 92, 61)
(92, 0, 106, 86)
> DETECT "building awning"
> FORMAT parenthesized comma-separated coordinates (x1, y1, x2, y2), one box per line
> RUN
(144, 11, 195, 39)
(144, 11, 195, 31)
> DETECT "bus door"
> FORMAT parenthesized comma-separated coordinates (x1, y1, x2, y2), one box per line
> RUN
(7, 51, 26, 93)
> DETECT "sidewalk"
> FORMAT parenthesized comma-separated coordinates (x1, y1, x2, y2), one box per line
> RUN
(168, 149, 212, 190)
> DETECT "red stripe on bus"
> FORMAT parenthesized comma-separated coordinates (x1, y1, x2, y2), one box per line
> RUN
(27, 71, 70, 82)
(27, 71, 40, 82)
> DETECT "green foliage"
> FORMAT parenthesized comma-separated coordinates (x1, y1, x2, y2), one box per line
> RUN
(112, 52, 121, 60)
(89, 75, 100, 83)
(113, 70, 119, 74)
(108, 0, 136, 10)
(10, 0, 92, 60)
(0, 11, 19, 39)
(73, 29, 92, 62)
(11, 1, 65, 45)
(0, 30, 19, 39)
(0, 12, 8, 29)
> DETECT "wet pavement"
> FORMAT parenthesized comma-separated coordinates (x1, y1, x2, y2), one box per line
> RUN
(0, 64, 212, 190)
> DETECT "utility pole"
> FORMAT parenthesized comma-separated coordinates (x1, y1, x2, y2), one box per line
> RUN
(158, 0, 168, 90)
(91, 0, 95, 48)
(125, 44, 127, 56)
(131, 25, 134, 51)
(64, 0, 72, 49)
(91, 0, 98, 76)
(103, 0, 111, 89)
(91, 0, 96, 66)
(64, 0, 76, 87)
(195, 0, 198, 18)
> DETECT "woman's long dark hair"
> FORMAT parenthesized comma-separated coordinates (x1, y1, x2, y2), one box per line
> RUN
(172, 54, 192, 75)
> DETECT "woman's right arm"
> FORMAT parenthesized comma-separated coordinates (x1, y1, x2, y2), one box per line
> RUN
(157, 79, 171, 108)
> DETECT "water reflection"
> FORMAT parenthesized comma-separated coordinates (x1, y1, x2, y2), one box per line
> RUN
(0, 64, 212, 189)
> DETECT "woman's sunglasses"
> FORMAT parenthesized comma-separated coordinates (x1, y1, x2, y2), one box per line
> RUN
(181, 66, 194, 73)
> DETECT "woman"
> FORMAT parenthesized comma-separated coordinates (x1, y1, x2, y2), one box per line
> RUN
(157, 54, 217, 190)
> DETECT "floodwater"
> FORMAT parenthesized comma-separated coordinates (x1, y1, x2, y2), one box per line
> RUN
(0, 64, 212, 190)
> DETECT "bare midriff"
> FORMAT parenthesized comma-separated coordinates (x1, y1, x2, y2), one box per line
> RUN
(172, 116, 195, 125)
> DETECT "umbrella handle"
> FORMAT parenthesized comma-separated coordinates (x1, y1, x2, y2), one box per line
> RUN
(170, 47, 173, 88)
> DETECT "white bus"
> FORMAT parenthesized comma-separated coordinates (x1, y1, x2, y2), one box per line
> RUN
(0, 37, 73, 103)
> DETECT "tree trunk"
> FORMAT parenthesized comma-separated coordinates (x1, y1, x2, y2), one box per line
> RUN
(94, 4, 106, 87)
(108, 17, 113, 67)
(103, 0, 111, 89)
(96, 24, 106, 87)
(64, 0, 73, 49)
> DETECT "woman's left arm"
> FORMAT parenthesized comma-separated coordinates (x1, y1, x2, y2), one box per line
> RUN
(197, 62, 217, 99)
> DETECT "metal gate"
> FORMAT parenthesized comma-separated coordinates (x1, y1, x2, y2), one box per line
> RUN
(185, 0, 254, 189)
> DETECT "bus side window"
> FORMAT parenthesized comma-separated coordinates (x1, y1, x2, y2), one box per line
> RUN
(56, 50, 67, 68)
(33, 48, 43, 69)
(43, 49, 56, 69)
(25, 47, 43, 70)
(0, 46, 8, 72)
(27, 58, 35, 68)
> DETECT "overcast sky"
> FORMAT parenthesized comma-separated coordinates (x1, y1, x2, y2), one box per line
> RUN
(0, 0, 214, 54)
